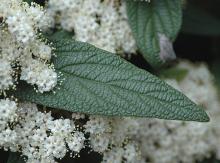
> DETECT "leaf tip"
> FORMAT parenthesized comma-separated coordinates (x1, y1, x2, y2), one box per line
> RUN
(194, 107, 210, 122)
(201, 111, 210, 122)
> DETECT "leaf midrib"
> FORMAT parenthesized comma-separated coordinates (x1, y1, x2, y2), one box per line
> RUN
(61, 70, 195, 111)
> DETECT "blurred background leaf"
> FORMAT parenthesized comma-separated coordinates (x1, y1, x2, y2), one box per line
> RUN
(7, 152, 25, 163)
(182, 4, 220, 36)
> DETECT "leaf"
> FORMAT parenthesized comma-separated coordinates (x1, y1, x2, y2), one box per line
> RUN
(126, 0, 182, 67)
(14, 39, 209, 122)
(211, 61, 220, 92)
(46, 30, 74, 40)
(159, 67, 188, 82)
(23, 0, 33, 5)
(198, 156, 220, 163)
(7, 152, 25, 163)
(182, 4, 220, 36)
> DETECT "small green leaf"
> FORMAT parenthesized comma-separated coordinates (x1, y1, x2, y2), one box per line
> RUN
(126, 0, 182, 67)
(159, 67, 188, 82)
(7, 152, 25, 163)
(14, 39, 209, 122)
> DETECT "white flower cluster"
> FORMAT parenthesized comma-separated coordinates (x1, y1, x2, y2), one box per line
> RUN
(0, 59, 13, 92)
(47, 0, 137, 56)
(84, 116, 142, 162)
(0, 99, 17, 130)
(0, 0, 57, 94)
(20, 59, 57, 93)
(0, 102, 86, 162)
(1, 61, 219, 163)
(1, 0, 52, 43)
(44, 1, 220, 162)
(1, 0, 220, 163)
(82, 61, 220, 163)
(96, 61, 220, 163)
(0, 2, 61, 160)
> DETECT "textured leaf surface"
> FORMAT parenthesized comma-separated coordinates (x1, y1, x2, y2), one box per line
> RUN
(15, 39, 209, 122)
(126, 0, 182, 67)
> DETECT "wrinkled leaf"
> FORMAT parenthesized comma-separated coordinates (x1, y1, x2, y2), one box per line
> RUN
(14, 39, 209, 122)
(126, 0, 182, 67)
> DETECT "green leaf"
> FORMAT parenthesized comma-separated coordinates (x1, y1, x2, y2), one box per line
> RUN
(198, 156, 220, 163)
(211, 61, 220, 92)
(46, 30, 74, 40)
(126, 0, 182, 67)
(7, 152, 25, 163)
(182, 4, 220, 36)
(14, 39, 209, 122)
(159, 67, 188, 82)
(23, 0, 33, 5)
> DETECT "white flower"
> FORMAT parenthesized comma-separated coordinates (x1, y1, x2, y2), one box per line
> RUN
(84, 116, 110, 135)
(0, 0, 57, 94)
(102, 147, 124, 163)
(35, 42, 52, 61)
(0, 60, 13, 91)
(123, 143, 138, 162)
(47, 0, 137, 55)
(6, 11, 34, 44)
(0, 129, 18, 152)
(31, 128, 48, 146)
(90, 134, 110, 153)
(20, 59, 57, 93)
(66, 131, 85, 153)
(43, 135, 67, 159)
(0, 99, 17, 123)
(47, 119, 74, 136)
